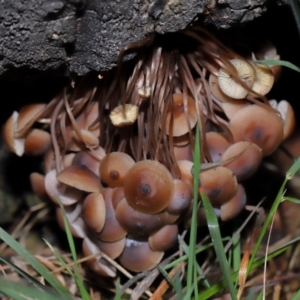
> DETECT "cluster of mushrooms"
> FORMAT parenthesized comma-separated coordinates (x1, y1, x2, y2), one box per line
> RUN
(2, 28, 295, 276)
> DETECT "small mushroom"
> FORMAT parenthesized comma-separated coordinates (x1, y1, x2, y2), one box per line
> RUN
(44, 169, 84, 205)
(165, 93, 197, 136)
(24, 129, 51, 156)
(199, 167, 237, 207)
(115, 198, 168, 239)
(82, 192, 106, 232)
(276, 100, 295, 140)
(95, 188, 127, 242)
(229, 104, 284, 156)
(82, 237, 116, 277)
(220, 184, 246, 221)
(206, 132, 230, 163)
(218, 59, 255, 99)
(250, 62, 274, 95)
(100, 152, 135, 187)
(124, 160, 174, 214)
(57, 165, 101, 193)
(167, 179, 192, 215)
(148, 224, 178, 252)
(118, 238, 164, 272)
(109, 104, 138, 127)
(2, 111, 25, 156)
(221, 141, 262, 181)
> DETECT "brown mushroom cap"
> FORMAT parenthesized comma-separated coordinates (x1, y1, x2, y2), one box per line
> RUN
(95, 188, 127, 242)
(72, 149, 103, 176)
(57, 165, 101, 193)
(165, 93, 197, 137)
(177, 160, 194, 188)
(30, 172, 48, 199)
(124, 160, 174, 214)
(71, 129, 99, 149)
(17, 103, 46, 130)
(206, 132, 230, 163)
(82, 237, 116, 277)
(82, 192, 106, 232)
(229, 104, 284, 156)
(56, 207, 87, 238)
(115, 198, 168, 239)
(221, 141, 262, 181)
(174, 143, 193, 161)
(94, 237, 126, 260)
(44, 169, 84, 205)
(148, 224, 178, 252)
(24, 129, 51, 156)
(167, 179, 192, 215)
(218, 59, 255, 99)
(100, 152, 135, 187)
(118, 238, 164, 272)
(220, 184, 246, 221)
(199, 166, 237, 207)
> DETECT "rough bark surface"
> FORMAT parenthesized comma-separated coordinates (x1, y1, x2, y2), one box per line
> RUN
(0, 0, 288, 76)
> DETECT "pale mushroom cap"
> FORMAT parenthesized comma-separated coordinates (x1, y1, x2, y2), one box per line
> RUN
(2, 111, 25, 157)
(229, 105, 284, 156)
(251, 62, 274, 96)
(57, 165, 101, 193)
(209, 74, 235, 103)
(218, 59, 255, 99)
(82, 192, 106, 232)
(277, 100, 295, 140)
(118, 238, 164, 272)
(165, 93, 197, 136)
(109, 104, 138, 127)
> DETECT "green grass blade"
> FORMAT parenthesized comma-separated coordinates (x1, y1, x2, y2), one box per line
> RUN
(0, 277, 67, 300)
(291, 288, 300, 300)
(252, 56, 300, 73)
(57, 198, 91, 300)
(247, 157, 300, 277)
(186, 122, 201, 298)
(283, 196, 300, 204)
(198, 236, 300, 299)
(0, 227, 73, 299)
(200, 190, 237, 299)
(0, 255, 47, 292)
